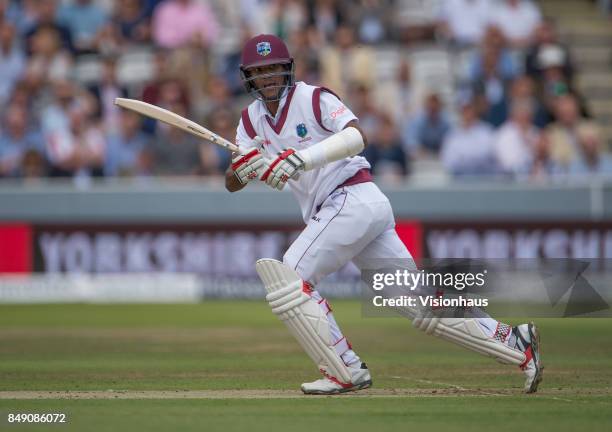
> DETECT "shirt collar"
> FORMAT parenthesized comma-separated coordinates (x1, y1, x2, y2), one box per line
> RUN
(260, 86, 290, 121)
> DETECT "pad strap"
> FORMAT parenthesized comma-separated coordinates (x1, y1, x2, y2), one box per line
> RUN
(412, 315, 526, 365)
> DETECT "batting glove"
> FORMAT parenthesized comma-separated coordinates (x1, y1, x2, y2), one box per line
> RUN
(231, 146, 266, 185)
(260, 148, 305, 191)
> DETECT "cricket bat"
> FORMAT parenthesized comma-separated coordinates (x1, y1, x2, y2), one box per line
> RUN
(114, 98, 240, 153)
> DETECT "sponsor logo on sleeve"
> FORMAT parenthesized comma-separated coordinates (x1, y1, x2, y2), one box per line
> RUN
(330, 105, 348, 119)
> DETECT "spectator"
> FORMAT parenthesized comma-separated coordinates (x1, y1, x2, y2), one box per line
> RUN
(568, 123, 612, 177)
(202, 107, 236, 176)
(470, 27, 518, 127)
(152, 0, 219, 49)
(0, 104, 45, 177)
(546, 94, 601, 169)
(205, 1, 256, 96)
(437, 0, 492, 47)
(24, 0, 74, 54)
(152, 0, 218, 104)
(105, 109, 151, 177)
(488, 0, 542, 49)
(6, 80, 34, 113)
(289, 27, 321, 84)
(471, 52, 512, 127)
(21, 148, 47, 179)
(157, 78, 190, 112)
(142, 77, 189, 134)
(494, 99, 540, 177)
(470, 27, 517, 127)
(25, 23, 73, 85)
(0, 20, 26, 107)
(46, 102, 106, 179)
(112, 0, 151, 44)
(40, 80, 102, 177)
(395, 0, 437, 44)
(352, 0, 390, 44)
(95, 19, 124, 56)
(269, 0, 307, 41)
(87, 56, 128, 134)
(469, 26, 518, 84)
(319, 25, 374, 99)
(378, 58, 415, 126)
(147, 101, 205, 176)
(529, 132, 558, 180)
(525, 19, 574, 82)
(40, 80, 76, 140)
(56, 0, 108, 53)
(536, 44, 573, 96)
(364, 113, 409, 182)
(142, 0, 165, 18)
(402, 92, 451, 157)
(509, 75, 550, 128)
(441, 93, 498, 177)
(347, 83, 381, 140)
(141, 50, 174, 104)
(395, 59, 416, 120)
(306, 0, 344, 43)
(1, 0, 37, 35)
(532, 44, 589, 121)
(196, 75, 234, 122)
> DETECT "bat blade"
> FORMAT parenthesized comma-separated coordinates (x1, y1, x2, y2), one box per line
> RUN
(114, 98, 239, 153)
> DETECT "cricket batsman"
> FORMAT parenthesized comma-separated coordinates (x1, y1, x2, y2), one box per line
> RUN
(225, 34, 543, 395)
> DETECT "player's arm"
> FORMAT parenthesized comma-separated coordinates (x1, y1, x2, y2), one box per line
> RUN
(225, 140, 267, 192)
(343, 119, 368, 148)
(225, 164, 247, 192)
(225, 121, 267, 192)
(261, 123, 366, 190)
(297, 123, 366, 170)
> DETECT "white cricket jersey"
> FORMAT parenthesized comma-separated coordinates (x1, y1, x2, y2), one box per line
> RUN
(236, 81, 371, 222)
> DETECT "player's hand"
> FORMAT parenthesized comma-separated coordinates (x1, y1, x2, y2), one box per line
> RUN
(260, 148, 305, 191)
(231, 146, 266, 185)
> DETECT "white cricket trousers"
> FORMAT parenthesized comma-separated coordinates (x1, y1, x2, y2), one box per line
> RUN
(283, 182, 412, 367)
(283, 182, 413, 284)
(282, 182, 508, 368)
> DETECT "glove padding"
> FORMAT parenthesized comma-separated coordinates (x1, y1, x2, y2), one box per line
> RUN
(231, 148, 266, 185)
(260, 148, 305, 190)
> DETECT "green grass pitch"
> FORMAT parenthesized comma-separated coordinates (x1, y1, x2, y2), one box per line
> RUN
(0, 302, 611, 431)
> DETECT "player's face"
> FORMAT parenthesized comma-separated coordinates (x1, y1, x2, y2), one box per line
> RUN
(249, 64, 287, 100)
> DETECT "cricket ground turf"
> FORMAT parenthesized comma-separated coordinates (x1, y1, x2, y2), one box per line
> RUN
(0, 302, 610, 431)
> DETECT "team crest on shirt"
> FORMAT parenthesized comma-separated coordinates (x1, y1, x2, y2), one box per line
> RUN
(296, 123, 311, 143)
(256, 41, 271, 56)
(296, 123, 308, 138)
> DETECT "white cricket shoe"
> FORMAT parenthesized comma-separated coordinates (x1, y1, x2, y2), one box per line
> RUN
(301, 362, 372, 395)
(513, 322, 544, 393)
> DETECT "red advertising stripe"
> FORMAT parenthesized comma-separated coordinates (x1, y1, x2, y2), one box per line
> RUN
(395, 220, 423, 262)
(0, 223, 32, 273)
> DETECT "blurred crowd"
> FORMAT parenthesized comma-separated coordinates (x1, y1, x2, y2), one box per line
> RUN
(0, 0, 610, 184)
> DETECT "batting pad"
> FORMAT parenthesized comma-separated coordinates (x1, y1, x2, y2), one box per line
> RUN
(256, 259, 352, 383)
(412, 315, 526, 365)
